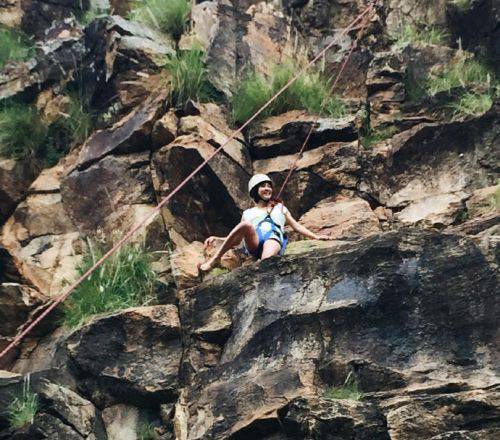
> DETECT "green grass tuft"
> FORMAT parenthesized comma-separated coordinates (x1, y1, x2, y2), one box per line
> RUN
(448, 92, 493, 116)
(449, 0, 472, 11)
(324, 378, 363, 401)
(164, 49, 216, 107)
(137, 422, 159, 440)
(427, 52, 493, 96)
(62, 244, 159, 328)
(361, 125, 398, 148)
(8, 376, 39, 429)
(78, 4, 111, 26)
(231, 63, 346, 125)
(129, 0, 191, 41)
(50, 92, 93, 147)
(0, 26, 33, 68)
(0, 102, 48, 160)
(392, 24, 448, 50)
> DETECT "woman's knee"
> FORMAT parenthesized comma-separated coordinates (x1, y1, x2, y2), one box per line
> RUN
(261, 240, 281, 259)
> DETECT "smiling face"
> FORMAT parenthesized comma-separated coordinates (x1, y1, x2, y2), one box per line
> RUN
(257, 181, 273, 201)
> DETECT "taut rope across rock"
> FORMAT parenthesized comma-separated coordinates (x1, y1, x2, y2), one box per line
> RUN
(0, 1, 378, 363)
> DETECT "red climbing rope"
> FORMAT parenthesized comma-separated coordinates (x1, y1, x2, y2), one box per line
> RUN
(277, 6, 375, 198)
(0, 2, 377, 363)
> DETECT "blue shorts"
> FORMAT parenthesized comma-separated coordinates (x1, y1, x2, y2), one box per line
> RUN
(244, 236, 282, 259)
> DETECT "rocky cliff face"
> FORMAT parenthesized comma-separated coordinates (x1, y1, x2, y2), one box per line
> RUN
(0, 0, 499, 439)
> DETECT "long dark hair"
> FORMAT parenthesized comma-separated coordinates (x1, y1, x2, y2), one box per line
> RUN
(250, 182, 283, 208)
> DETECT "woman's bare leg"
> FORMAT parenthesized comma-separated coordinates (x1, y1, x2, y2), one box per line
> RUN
(199, 221, 259, 272)
(261, 239, 281, 260)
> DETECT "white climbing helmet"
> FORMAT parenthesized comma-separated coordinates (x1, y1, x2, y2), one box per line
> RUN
(248, 174, 273, 195)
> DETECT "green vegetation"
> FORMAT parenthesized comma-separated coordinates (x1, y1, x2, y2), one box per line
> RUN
(427, 52, 492, 96)
(448, 92, 493, 117)
(404, 51, 497, 117)
(392, 24, 448, 50)
(129, 0, 191, 41)
(231, 63, 346, 125)
(449, 0, 472, 11)
(324, 376, 363, 401)
(361, 125, 398, 148)
(78, 4, 111, 26)
(137, 422, 159, 440)
(8, 376, 39, 429)
(164, 49, 216, 107)
(0, 26, 33, 68)
(210, 267, 230, 277)
(50, 92, 93, 147)
(63, 244, 158, 328)
(0, 102, 48, 160)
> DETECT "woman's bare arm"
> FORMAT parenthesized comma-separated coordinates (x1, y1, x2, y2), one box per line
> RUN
(285, 211, 333, 240)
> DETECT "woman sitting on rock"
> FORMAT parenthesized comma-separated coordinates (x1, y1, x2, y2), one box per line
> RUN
(199, 174, 334, 272)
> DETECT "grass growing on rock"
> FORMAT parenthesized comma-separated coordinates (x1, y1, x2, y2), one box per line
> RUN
(0, 102, 48, 160)
(129, 0, 191, 41)
(8, 376, 39, 429)
(164, 49, 217, 107)
(50, 92, 94, 147)
(361, 125, 398, 148)
(231, 63, 346, 125)
(137, 422, 159, 440)
(62, 245, 158, 328)
(324, 377, 363, 401)
(449, 0, 472, 11)
(391, 24, 448, 49)
(405, 50, 497, 117)
(0, 26, 33, 68)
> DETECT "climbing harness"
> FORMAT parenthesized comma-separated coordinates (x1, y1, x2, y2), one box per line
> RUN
(0, 2, 378, 362)
(244, 206, 289, 258)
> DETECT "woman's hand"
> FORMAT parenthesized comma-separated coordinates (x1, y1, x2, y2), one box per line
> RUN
(314, 234, 335, 241)
(204, 236, 217, 249)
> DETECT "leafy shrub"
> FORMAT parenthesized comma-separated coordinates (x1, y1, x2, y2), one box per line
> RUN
(129, 0, 191, 41)
(392, 24, 448, 49)
(0, 102, 48, 160)
(63, 245, 158, 328)
(164, 49, 217, 107)
(0, 26, 33, 68)
(8, 376, 39, 429)
(231, 63, 346, 125)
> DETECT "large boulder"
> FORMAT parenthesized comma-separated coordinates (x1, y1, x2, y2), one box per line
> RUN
(76, 91, 167, 169)
(183, 0, 293, 97)
(293, 196, 381, 240)
(1, 160, 86, 297)
(178, 229, 498, 439)
(65, 305, 182, 408)
(363, 105, 500, 227)
(0, 19, 105, 101)
(248, 111, 357, 159)
(254, 140, 363, 217)
(61, 152, 161, 243)
(0, 158, 41, 225)
(0, 371, 102, 439)
(152, 134, 251, 245)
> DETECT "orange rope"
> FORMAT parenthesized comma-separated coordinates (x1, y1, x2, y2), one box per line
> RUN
(0, 3, 376, 363)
